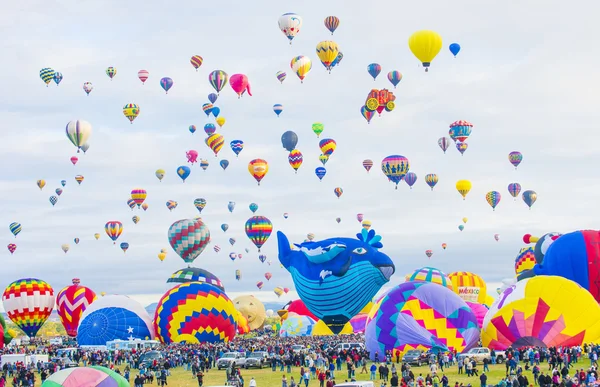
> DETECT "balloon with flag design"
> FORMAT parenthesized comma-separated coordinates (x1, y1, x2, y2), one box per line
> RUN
(2, 278, 55, 338)
(56, 278, 97, 337)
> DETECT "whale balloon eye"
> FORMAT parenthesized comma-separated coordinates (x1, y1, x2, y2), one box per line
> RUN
(352, 247, 367, 255)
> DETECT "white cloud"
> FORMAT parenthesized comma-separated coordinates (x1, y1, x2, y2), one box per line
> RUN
(1, 0, 599, 315)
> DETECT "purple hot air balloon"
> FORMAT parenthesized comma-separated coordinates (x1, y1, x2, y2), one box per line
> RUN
(438, 137, 450, 154)
(404, 172, 417, 189)
(160, 77, 173, 94)
(508, 151, 523, 169)
(365, 281, 479, 360)
(507, 183, 522, 200)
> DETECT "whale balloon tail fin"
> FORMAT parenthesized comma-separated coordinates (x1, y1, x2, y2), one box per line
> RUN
(277, 231, 292, 267)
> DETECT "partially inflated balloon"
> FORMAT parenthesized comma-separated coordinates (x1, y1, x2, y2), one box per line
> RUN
(56, 279, 97, 337)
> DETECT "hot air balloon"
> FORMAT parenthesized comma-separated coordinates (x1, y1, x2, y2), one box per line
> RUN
(176, 166, 191, 182)
(312, 123, 324, 137)
(438, 137, 451, 153)
(166, 200, 178, 211)
(462, 218, 468, 224)
(319, 154, 329, 166)
(315, 167, 326, 181)
(61, 244, 70, 253)
(130, 189, 147, 208)
(104, 221, 123, 244)
(334, 187, 343, 198)
(2, 278, 54, 338)
(141, 203, 148, 211)
(449, 43, 461, 57)
(220, 160, 229, 170)
(367, 63, 381, 80)
(361, 106, 375, 123)
(158, 252, 166, 261)
(404, 172, 417, 189)
(70, 156, 78, 166)
(278, 13, 302, 43)
(202, 103, 214, 116)
(132, 216, 139, 224)
(522, 190, 537, 209)
(227, 201, 236, 213)
(75, 175, 84, 185)
(205, 133, 224, 156)
(208, 93, 218, 103)
(7, 244, 16, 254)
(49, 196, 58, 206)
(456, 180, 472, 200)
(458, 225, 464, 232)
(155, 169, 165, 182)
(265, 273, 272, 281)
(80, 143, 90, 154)
(230, 74, 252, 98)
(316, 41, 340, 72)
(40, 68, 55, 86)
(230, 140, 244, 157)
(123, 103, 140, 123)
(494, 234, 500, 241)
(256, 281, 264, 290)
(273, 104, 283, 117)
(281, 131, 298, 151)
(249, 203, 259, 213)
(288, 150, 303, 173)
(248, 159, 269, 185)
(83, 82, 93, 95)
(53, 72, 63, 85)
(73, 238, 80, 245)
(456, 142, 468, 155)
(160, 77, 173, 94)
(245, 216, 273, 252)
(137, 69, 149, 84)
(508, 183, 522, 200)
(120, 242, 129, 253)
(276, 71, 286, 83)
(55, 188, 63, 196)
(56, 279, 97, 337)
(381, 155, 410, 189)
(190, 55, 203, 71)
(65, 120, 92, 152)
(290, 56, 311, 83)
(94, 233, 100, 240)
(508, 151, 523, 169)
(319, 138, 337, 157)
(36, 180, 46, 190)
(200, 159, 209, 170)
(362, 221, 372, 230)
(486, 191, 502, 211)
(387, 71, 402, 88)
(194, 198, 207, 213)
(106, 67, 117, 79)
(442, 243, 447, 250)
(408, 30, 443, 72)
(425, 250, 433, 258)
(324, 16, 340, 34)
(363, 159, 373, 172)
(449, 120, 473, 142)
(208, 70, 228, 94)
(168, 218, 211, 265)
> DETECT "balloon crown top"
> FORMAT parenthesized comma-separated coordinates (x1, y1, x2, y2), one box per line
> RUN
(356, 228, 383, 249)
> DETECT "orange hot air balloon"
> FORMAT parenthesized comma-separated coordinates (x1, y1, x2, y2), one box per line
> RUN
(248, 159, 269, 185)
(205, 133, 224, 157)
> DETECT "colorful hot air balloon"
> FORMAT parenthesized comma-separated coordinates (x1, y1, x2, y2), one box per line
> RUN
(508, 151, 523, 169)
(367, 63, 382, 80)
(208, 70, 228, 94)
(120, 242, 129, 253)
(202, 103, 214, 116)
(278, 13, 302, 43)
(7, 244, 16, 254)
(360, 106, 375, 124)
(290, 56, 312, 83)
(408, 30, 443, 72)
(65, 120, 92, 152)
(442, 243, 447, 250)
(75, 175, 84, 185)
(160, 77, 174, 94)
(194, 198, 207, 213)
(404, 172, 417, 189)
(449, 43, 461, 57)
(137, 69, 149, 84)
(265, 273, 273, 281)
(425, 250, 433, 258)
(83, 82, 93, 95)
(106, 67, 117, 79)
(56, 279, 97, 337)
(522, 190, 537, 209)
(142, 203, 148, 211)
(288, 150, 303, 173)
(319, 139, 336, 156)
(204, 123, 216, 136)
(456, 142, 468, 155)
(319, 154, 329, 166)
(55, 188, 63, 196)
(324, 16, 340, 34)
(486, 191, 502, 211)
(53, 72, 63, 85)
(273, 104, 283, 117)
(334, 187, 343, 198)
(36, 180, 46, 190)
(248, 159, 269, 185)
(49, 196, 58, 206)
(39, 68, 55, 86)
(176, 166, 191, 182)
(245, 216, 273, 252)
(316, 41, 340, 72)
(362, 159, 373, 172)
(425, 174, 439, 191)
(205, 133, 224, 156)
(94, 233, 100, 240)
(166, 200, 178, 211)
(155, 169, 165, 182)
(276, 71, 287, 83)
(456, 180, 472, 200)
(230, 74, 252, 97)
(387, 71, 402, 88)
(438, 137, 451, 154)
(507, 183, 522, 200)
(104, 221, 123, 244)
(312, 123, 324, 137)
(362, 220, 372, 230)
(130, 189, 147, 208)
(123, 103, 140, 124)
(449, 120, 473, 142)
(168, 218, 211, 264)
(190, 55, 203, 71)
(132, 216, 139, 224)
(220, 160, 229, 170)
(2, 278, 54, 338)
(200, 159, 209, 170)
(249, 203, 259, 213)
(381, 155, 410, 189)
(230, 140, 244, 157)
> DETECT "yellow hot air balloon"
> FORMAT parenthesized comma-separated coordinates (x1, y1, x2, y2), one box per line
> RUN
(155, 169, 165, 182)
(158, 252, 166, 261)
(462, 217, 468, 224)
(123, 103, 140, 123)
(408, 30, 443, 72)
(290, 55, 312, 83)
(362, 220, 372, 230)
(455, 180, 472, 200)
(248, 159, 269, 185)
(37, 179, 46, 190)
(216, 117, 226, 128)
(61, 244, 70, 253)
(100, 292, 106, 296)
(94, 233, 100, 240)
(316, 41, 339, 72)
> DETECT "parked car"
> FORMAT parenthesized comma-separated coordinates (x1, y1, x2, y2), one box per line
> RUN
(335, 343, 365, 351)
(402, 350, 430, 366)
(217, 352, 247, 370)
(245, 351, 269, 369)
(139, 350, 163, 369)
(291, 345, 306, 353)
(458, 347, 505, 364)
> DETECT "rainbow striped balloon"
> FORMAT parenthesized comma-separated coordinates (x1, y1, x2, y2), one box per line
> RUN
(154, 282, 237, 344)
(245, 216, 273, 251)
(2, 278, 54, 338)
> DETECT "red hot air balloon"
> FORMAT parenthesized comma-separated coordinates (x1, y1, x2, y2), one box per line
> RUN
(70, 157, 78, 165)
(56, 279, 97, 337)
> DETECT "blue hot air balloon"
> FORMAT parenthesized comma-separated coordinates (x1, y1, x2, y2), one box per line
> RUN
(230, 140, 244, 157)
(176, 166, 191, 182)
(227, 202, 235, 213)
(221, 224, 229, 232)
(204, 123, 216, 136)
(449, 43, 461, 57)
(281, 131, 298, 152)
(202, 103, 213, 117)
(160, 77, 173, 94)
(273, 104, 283, 117)
(367, 63, 382, 80)
(208, 93, 218, 103)
(53, 72, 63, 85)
(61, 180, 67, 187)
(220, 160, 229, 170)
(189, 125, 196, 134)
(212, 107, 221, 118)
(49, 196, 58, 206)
(249, 203, 259, 213)
(315, 167, 326, 181)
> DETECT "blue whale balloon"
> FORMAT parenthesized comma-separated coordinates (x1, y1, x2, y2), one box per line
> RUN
(277, 228, 395, 333)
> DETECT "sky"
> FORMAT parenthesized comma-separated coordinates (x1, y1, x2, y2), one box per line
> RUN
(1, 0, 599, 312)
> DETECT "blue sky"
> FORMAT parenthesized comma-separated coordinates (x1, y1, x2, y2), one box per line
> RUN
(1, 0, 599, 310)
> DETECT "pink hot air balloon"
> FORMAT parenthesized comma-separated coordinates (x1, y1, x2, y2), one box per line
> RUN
(356, 213, 364, 222)
(230, 74, 252, 98)
(70, 156, 78, 165)
(138, 70, 149, 84)
(186, 150, 198, 164)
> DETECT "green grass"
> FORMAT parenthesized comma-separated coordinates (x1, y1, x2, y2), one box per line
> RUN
(34, 361, 576, 386)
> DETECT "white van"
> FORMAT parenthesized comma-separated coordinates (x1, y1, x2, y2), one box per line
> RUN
(334, 343, 365, 351)
(335, 382, 375, 387)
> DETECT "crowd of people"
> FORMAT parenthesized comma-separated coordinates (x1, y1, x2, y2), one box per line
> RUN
(1, 336, 600, 387)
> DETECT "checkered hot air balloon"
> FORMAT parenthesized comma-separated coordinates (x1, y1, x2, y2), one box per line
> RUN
(168, 219, 211, 265)
(2, 278, 54, 338)
(56, 279, 97, 337)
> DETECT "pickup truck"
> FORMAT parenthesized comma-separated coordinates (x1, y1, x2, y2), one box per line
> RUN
(458, 347, 505, 364)
(216, 352, 247, 370)
(245, 351, 269, 369)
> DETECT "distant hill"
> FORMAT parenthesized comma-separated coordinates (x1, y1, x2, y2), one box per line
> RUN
(145, 303, 158, 316)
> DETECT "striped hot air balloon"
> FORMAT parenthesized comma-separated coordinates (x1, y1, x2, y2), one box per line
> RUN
(56, 279, 97, 337)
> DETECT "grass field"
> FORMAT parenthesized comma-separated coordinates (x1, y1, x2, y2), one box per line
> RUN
(32, 361, 569, 386)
